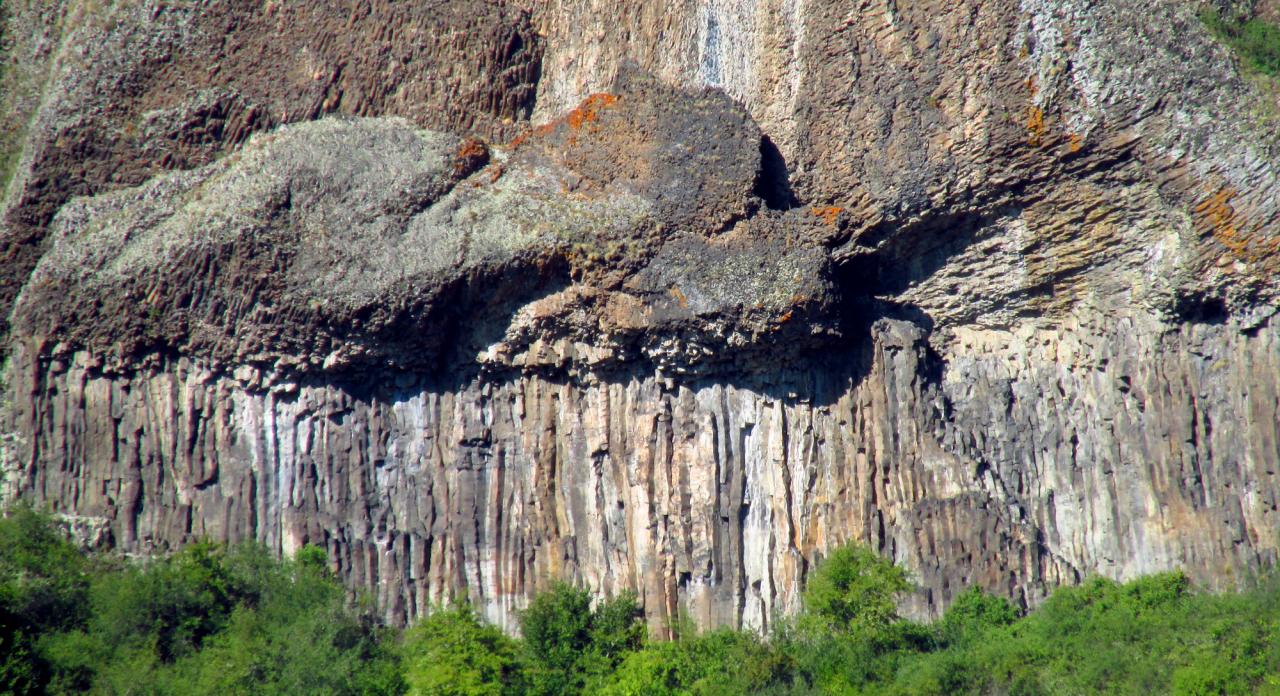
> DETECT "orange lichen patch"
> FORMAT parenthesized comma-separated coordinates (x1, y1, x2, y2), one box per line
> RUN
(456, 137, 487, 161)
(506, 128, 533, 150)
(1195, 187, 1239, 237)
(452, 137, 489, 176)
(1195, 186, 1280, 265)
(777, 309, 793, 323)
(566, 93, 619, 130)
(1215, 224, 1280, 266)
(811, 206, 843, 226)
(504, 93, 620, 151)
(669, 286, 689, 309)
(1067, 132, 1083, 154)
(1026, 106, 1047, 146)
(468, 163, 506, 188)
(504, 119, 560, 150)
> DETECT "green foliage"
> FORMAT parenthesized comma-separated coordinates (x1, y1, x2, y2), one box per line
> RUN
(521, 581, 595, 694)
(401, 604, 525, 696)
(935, 586, 1018, 644)
(799, 544, 910, 640)
(5, 512, 1280, 696)
(598, 628, 788, 696)
(87, 541, 248, 663)
(0, 505, 90, 693)
(0, 508, 402, 695)
(0, 504, 89, 629)
(520, 582, 645, 695)
(170, 548, 403, 696)
(888, 571, 1280, 696)
(1202, 9, 1280, 76)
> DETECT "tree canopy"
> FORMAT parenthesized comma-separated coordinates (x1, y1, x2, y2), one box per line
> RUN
(4, 506, 1280, 695)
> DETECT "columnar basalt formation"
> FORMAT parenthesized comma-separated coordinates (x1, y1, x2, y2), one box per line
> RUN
(2, 0, 1278, 632)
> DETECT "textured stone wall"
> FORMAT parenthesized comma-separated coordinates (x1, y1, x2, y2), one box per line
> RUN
(8, 309, 1276, 630)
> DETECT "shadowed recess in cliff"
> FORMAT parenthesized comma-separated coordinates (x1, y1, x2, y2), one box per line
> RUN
(754, 135, 798, 210)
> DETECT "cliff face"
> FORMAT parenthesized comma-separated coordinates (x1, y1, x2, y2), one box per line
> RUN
(2, 0, 1279, 632)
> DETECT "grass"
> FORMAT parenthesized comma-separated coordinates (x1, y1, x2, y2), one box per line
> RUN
(1201, 8, 1280, 77)
(1200, 8, 1280, 140)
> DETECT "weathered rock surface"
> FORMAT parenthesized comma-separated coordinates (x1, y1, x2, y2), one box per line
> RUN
(3, 0, 1280, 632)
(13, 75, 836, 377)
(1, 0, 544, 330)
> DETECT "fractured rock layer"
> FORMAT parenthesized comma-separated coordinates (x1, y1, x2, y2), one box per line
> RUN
(1, 0, 544, 329)
(8, 313, 1278, 630)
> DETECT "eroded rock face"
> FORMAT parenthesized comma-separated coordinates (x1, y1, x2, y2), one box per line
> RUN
(9, 316, 1278, 632)
(13, 76, 837, 378)
(3, 0, 1280, 631)
(0, 0, 544, 331)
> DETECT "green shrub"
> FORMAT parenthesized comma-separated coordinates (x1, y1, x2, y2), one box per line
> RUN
(0, 505, 90, 693)
(0, 505, 90, 630)
(935, 586, 1018, 644)
(891, 571, 1279, 696)
(401, 604, 525, 696)
(172, 547, 403, 696)
(0, 508, 403, 695)
(799, 544, 910, 641)
(5, 508, 1280, 696)
(520, 582, 645, 695)
(600, 628, 790, 696)
(87, 542, 250, 664)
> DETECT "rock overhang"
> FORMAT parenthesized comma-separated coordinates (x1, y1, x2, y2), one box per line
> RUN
(11, 76, 858, 382)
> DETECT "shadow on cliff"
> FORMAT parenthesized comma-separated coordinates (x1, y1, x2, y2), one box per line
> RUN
(308, 142, 1026, 412)
(317, 300, 884, 412)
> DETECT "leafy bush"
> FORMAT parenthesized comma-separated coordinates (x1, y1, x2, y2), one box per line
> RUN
(888, 571, 1280, 696)
(0, 508, 401, 695)
(599, 627, 791, 696)
(0, 505, 89, 693)
(800, 544, 911, 641)
(170, 547, 403, 696)
(401, 604, 525, 696)
(520, 582, 645, 694)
